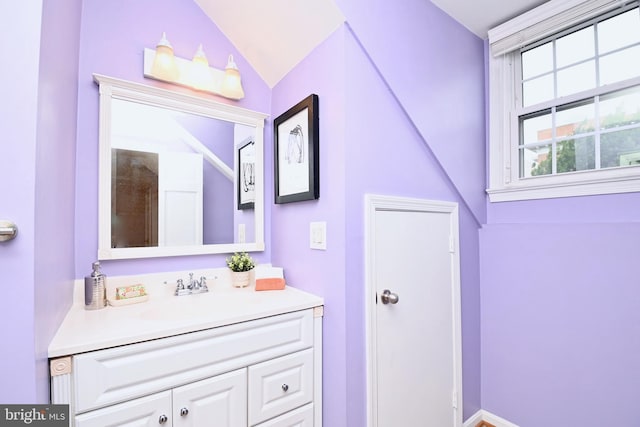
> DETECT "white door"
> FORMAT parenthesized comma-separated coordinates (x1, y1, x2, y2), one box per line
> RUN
(365, 195, 462, 427)
(158, 151, 203, 246)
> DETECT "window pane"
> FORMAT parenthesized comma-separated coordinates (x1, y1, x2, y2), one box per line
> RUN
(523, 74, 554, 107)
(556, 102, 595, 136)
(557, 61, 596, 98)
(600, 45, 640, 86)
(556, 27, 595, 68)
(522, 42, 553, 80)
(598, 9, 640, 55)
(521, 113, 552, 145)
(521, 144, 552, 177)
(557, 136, 595, 173)
(600, 87, 640, 130)
(600, 128, 640, 168)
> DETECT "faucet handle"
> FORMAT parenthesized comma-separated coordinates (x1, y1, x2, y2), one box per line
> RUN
(176, 279, 184, 290)
(200, 276, 208, 291)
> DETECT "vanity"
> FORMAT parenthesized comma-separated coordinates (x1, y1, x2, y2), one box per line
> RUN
(49, 271, 324, 427)
(48, 74, 324, 425)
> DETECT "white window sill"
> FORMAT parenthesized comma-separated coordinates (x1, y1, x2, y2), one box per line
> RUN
(487, 167, 640, 202)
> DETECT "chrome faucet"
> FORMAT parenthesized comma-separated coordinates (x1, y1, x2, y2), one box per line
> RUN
(174, 273, 208, 296)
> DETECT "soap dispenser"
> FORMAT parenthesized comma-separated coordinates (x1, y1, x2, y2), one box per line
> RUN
(85, 261, 106, 310)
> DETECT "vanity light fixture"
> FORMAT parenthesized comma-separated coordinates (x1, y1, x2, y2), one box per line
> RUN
(150, 32, 179, 81)
(221, 55, 245, 100)
(143, 33, 245, 100)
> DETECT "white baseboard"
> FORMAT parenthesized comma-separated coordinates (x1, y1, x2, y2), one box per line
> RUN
(463, 410, 519, 427)
(463, 410, 484, 427)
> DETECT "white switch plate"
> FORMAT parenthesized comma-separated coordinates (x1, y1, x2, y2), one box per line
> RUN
(238, 223, 246, 243)
(310, 221, 327, 250)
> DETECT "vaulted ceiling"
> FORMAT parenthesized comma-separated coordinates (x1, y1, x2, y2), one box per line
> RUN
(194, 0, 547, 87)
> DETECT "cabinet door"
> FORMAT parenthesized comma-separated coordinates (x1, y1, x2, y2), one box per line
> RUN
(173, 368, 247, 427)
(254, 403, 314, 427)
(75, 390, 172, 427)
(248, 349, 314, 425)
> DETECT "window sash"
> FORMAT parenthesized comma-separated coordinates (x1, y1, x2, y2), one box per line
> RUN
(487, 0, 640, 202)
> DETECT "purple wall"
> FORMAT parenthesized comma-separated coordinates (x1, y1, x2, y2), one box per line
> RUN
(271, 28, 349, 426)
(33, 0, 82, 401)
(338, 0, 487, 226)
(0, 0, 81, 403)
(480, 221, 640, 426)
(75, 0, 271, 277)
(271, 18, 484, 425)
(342, 26, 482, 423)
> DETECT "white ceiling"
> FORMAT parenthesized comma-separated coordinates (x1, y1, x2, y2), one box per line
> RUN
(428, 0, 549, 38)
(194, 0, 547, 88)
(194, 0, 345, 88)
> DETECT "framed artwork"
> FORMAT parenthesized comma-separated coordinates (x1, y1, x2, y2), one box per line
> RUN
(274, 94, 319, 204)
(237, 139, 255, 210)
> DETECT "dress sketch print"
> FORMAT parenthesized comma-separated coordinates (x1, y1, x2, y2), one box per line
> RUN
(238, 140, 255, 209)
(277, 108, 310, 197)
(274, 93, 318, 204)
(286, 124, 304, 164)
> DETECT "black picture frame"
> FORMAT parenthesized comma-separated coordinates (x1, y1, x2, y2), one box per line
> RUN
(237, 139, 255, 210)
(274, 94, 319, 204)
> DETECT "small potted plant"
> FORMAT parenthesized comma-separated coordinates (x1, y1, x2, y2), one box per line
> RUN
(226, 251, 255, 288)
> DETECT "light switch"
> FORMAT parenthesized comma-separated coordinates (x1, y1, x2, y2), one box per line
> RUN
(238, 223, 246, 243)
(310, 221, 327, 250)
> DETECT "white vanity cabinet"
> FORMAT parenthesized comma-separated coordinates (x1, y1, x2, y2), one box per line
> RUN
(50, 305, 323, 427)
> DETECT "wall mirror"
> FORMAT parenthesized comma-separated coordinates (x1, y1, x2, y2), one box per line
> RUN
(94, 74, 267, 259)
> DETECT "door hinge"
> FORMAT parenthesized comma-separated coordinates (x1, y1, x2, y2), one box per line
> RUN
(452, 390, 458, 409)
(449, 234, 455, 253)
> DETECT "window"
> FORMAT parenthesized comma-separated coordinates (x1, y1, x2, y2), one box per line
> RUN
(487, 0, 640, 202)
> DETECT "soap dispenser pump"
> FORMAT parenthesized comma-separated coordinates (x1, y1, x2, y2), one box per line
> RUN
(85, 261, 106, 310)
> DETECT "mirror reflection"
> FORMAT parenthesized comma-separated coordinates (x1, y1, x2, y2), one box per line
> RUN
(110, 99, 254, 248)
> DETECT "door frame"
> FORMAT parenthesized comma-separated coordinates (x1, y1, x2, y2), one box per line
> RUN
(364, 194, 463, 427)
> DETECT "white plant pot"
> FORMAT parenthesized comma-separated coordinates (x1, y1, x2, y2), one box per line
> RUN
(230, 270, 251, 288)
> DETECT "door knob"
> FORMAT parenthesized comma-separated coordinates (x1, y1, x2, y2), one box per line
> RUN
(180, 407, 189, 416)
(158, 414, 168, 424)
(0, 220, 18, 242)
(380, 289, 399, 305)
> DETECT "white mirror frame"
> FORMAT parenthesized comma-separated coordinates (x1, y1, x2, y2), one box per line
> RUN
(94, 74, 267, 260)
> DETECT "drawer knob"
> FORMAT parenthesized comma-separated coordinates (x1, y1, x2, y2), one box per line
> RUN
(282, 384, 289, 392)
(180, 407, 189, 417)
(158, 414, 168, 424)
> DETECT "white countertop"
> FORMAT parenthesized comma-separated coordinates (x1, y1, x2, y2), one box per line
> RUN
(48, 270, 323, 358)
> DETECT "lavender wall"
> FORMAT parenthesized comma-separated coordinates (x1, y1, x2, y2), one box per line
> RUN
(75, 0, 271, 277)
(336, 0, 485, 421)
(271, 27, 349, 426)
(482, 190, 640, 426)
(33, 0, 82, 401)
(271, 18, 484, 425)
(0, 0, 80, 403)
(342, 26, 482, 424)
(337, 0, 487, 226)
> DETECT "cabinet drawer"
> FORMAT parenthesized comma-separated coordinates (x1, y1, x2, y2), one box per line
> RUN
(75, 390, 172, 427)
(254, 403, 314, 427)
(74, 309, 313, 413)
(248, 349, 314, 426)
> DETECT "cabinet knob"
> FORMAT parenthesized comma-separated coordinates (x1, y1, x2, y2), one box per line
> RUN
(158, 414, 168, 424)
(282, 384, 289, 392)
(180, 407, 189, 417)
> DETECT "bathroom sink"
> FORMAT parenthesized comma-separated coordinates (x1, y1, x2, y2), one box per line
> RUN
(136, 290, 257, 322)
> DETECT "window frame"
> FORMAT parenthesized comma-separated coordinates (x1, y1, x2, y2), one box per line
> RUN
(487, 0, 640, 202)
